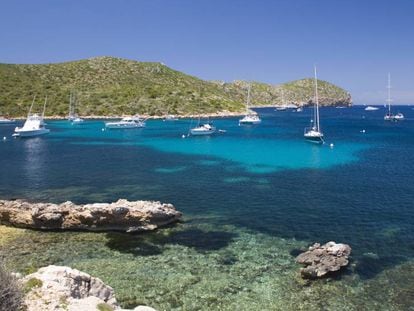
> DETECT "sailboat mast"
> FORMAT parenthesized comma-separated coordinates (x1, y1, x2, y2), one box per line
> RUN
(42, 96, 47, 118)
(387, 73, 391, 114)
(314, 66, 320, 131)
(28, 95, 36, 118)
(246, 84, 251, 114)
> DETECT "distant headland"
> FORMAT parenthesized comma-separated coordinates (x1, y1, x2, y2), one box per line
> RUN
(0, 56, 352, 117)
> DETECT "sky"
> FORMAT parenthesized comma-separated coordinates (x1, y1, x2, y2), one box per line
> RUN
(1, 0, 414, 104)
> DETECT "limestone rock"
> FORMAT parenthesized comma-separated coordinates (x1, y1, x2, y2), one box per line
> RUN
(296, 241, 352, 279)
(22, 265, 158, 311)
(0, 199, 181, 232)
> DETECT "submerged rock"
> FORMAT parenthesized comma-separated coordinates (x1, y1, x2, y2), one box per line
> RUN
(22, 265, 156, 311)
(0, 199, 181, 233)
(295, 241, 352, 279)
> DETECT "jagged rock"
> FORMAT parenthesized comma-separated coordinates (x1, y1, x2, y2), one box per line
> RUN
(0, 199, 181, 232)
(22, 265, 157, 311)
(296, 241, 352, 279)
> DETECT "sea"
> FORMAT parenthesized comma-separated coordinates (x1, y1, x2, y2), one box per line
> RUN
(0, 106, 413, 310)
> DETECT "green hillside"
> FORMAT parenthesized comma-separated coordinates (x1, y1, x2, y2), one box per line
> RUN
(0, 57, 351, 117)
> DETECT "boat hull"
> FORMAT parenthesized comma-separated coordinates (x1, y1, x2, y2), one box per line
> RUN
(190, 129, 216, 136)
(13, 128, 50, 137)
(239, 120, 261, 125)
(105, 123, 145, 129)
(304, 136, 324, 144)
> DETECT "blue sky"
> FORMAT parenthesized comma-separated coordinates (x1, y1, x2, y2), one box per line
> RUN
(1, 0, 413, 104)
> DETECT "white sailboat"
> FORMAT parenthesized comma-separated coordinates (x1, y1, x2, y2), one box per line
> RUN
(239, 84, 261, 125)
(304, 67, 324, 144)
(189, 121, 216, 136)
(67, 92, 84, 123)
(13, 96, 50, 137)
(384, 73, 404, 121)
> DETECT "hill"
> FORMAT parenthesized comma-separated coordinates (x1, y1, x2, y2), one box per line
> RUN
(0, 57, 352, 117)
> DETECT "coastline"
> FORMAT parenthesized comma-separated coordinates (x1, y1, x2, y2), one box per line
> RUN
(7, 111, 246, 121)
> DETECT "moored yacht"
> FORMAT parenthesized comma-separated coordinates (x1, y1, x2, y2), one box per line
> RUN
(304, 67, 324, 144)
(384, 74, 404, 121)
(189, 122, 216, 136)
(239, 84, 261, 125)
(67, 92, 84, 123)
(105, 116, 146, 129)
(13, 96, 50, 137)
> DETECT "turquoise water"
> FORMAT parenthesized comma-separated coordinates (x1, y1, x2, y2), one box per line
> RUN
(1, 106, 414, 310)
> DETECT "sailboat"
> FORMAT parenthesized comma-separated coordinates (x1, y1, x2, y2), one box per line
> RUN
(384, 73, 404, 121)
(304, 67, 324, 144)
(67, 92, 84, 123)
(239, 84, 261, 125)
(189, 114, 216, 136)
(13, 96, 50, 137)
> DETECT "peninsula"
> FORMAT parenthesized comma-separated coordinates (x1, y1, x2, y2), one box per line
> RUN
(0, 57, 351, 117)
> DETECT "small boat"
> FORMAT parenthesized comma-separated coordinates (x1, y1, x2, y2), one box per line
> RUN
(239, 84, 261, 125)
(384, 74, 404, 121)
(239, 114, 261, 125)
(105, 116, 146, 129)
(275, 90, 298, 111)
(304, 67, 324, 144)
(189, 122, 216, 136)
(13, 96, 50, 137)
(164, 114, 179, 121)
(365, 106, 379, 111)
(296, 107, 303, 112)
(394, 112, 404, 120)
(0, 116, 15, 124)
(67, 92, 84, 123)
(72, 117, 84, 123)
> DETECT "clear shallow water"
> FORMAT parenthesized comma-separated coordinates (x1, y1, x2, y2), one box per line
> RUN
(1, 106, 414, 310)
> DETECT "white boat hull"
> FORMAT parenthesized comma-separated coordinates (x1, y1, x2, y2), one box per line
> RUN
(190, 123, 216, 136)
(13, 128, 50, 137)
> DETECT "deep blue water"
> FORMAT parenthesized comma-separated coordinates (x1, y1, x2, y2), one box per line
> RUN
(1, 106, 414, 280)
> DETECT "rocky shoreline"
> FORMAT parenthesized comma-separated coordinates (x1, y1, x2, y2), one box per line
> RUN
(0, 199, 182, 233)
(20, 265, 156, 311)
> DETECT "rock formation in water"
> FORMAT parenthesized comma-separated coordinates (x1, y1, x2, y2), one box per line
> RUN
(22, 265, 157, 311)
(295, 241, 352, 279)
(0, 199, 181, 233)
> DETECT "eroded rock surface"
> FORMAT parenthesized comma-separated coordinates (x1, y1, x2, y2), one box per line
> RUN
(22, 265, 157, 311)
(296, 241, 352, 279)
(0, 199, 181, 232)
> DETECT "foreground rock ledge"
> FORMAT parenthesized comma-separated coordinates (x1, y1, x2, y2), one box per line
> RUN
(22, 265, 156, 311)
(0, 199, 182, 233)
(296, 241, 352, 279)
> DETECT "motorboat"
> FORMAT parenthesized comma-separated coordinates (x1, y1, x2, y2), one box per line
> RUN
(105, 116, 146, 129)
(394, 112, 404, 120)
(365, 106, 379, 111)
(189, 122, 216, 136)
(304, 67, 324, 144)
(239, 84, 261, 125)
(13, 96, 50, 137)
(239, 114, 261, 125)
(164, 114, 179, 121)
